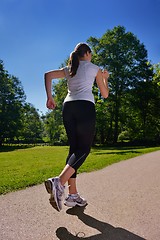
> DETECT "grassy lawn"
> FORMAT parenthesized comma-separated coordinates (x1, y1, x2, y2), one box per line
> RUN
(0, 145, 160, 195)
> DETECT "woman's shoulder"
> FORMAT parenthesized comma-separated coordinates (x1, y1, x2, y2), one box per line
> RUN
(86, 62, 100, 72)
(63, 66, 70, 78)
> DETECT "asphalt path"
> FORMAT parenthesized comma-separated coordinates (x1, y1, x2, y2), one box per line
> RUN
(0, 150, 160, 240)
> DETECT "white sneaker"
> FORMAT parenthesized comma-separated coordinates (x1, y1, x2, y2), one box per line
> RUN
(44, 177, 65, 211)
(64, 194, 87, 207)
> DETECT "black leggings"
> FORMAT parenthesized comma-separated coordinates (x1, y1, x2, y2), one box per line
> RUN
(62, 100, 96, 178)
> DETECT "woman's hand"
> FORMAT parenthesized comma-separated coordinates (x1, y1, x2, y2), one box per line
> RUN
(102, 69, 109, 80)
(46, 97, 56, 110)
(96, 69, 109, 98)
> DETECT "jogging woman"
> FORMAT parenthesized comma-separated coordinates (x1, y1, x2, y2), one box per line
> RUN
(44, 43, 109, 211)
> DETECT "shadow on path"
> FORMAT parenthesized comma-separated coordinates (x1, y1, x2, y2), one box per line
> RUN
(56, 206, 146, 240)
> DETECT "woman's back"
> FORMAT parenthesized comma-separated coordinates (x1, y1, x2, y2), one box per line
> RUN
(64, 60, 99, 103)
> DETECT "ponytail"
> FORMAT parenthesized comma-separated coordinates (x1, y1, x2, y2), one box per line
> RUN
(69, 51, 79, 77)
(68, 43, 92, 77)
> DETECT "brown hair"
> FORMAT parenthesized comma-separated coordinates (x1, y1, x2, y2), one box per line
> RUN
(69, 43, 92, 77)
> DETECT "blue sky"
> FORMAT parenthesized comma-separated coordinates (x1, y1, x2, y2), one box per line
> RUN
(0, 0, 160, 114)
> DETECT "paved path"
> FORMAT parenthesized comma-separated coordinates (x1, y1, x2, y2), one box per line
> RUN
(0, 150, 160, 240)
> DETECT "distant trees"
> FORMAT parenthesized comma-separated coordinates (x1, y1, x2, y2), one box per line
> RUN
(0, 60, 25, 145)
(0, 60, 43, 145)
(20, 103, 43, 143)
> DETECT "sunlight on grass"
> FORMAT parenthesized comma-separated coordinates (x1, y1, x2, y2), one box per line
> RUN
(0, 145, 160, 194)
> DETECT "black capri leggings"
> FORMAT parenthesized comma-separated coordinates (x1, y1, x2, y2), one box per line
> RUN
(62, 100, 96, 178)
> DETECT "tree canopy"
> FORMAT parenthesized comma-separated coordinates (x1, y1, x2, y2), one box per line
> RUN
(87, 25, 153, 143)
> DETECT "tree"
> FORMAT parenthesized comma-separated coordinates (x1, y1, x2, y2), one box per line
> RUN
(120, 62, 160, 144)
(0, 60, 26, 145)
(126, 79, 160, 143)
(19, 103, 43, 143)
(87, 26, 153, 143)
(153, 62, 160, 86)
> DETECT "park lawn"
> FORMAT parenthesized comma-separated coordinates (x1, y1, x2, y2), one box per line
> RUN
(0, 145, 160, 194)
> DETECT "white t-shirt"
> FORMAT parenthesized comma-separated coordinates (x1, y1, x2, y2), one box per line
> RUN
(63, 61, 99, 104)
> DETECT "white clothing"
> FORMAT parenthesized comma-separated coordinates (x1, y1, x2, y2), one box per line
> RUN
(63, 61, 99, 104)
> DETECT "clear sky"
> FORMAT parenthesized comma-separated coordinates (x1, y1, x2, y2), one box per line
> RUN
(0, 0, 160, 115)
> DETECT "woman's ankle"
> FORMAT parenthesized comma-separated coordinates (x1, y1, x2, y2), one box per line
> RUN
(68, 193, 79, 197)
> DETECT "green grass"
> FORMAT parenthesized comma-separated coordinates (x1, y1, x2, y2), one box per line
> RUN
(0, 145, 160, 194)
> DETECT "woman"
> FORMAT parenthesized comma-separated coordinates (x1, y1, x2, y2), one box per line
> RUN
(44, 43, 109, 211)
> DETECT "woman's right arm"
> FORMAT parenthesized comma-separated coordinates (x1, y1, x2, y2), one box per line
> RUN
(44, 68, 66, 109)
(96, 69, 109, 98)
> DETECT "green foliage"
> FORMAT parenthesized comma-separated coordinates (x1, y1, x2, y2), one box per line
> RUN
(0, 60, 44, 145)
(19, 103, 43, 143)
(127, 80, 160, 142)
(153, 62, 160, 85)
(0, 60, 26, 145)
(87, 25, 154, 143)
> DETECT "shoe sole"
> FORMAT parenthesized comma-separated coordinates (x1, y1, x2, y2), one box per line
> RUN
(44, 180, 52, 194)
(44, 179, 60, 212)
(49, 193, 60, 212)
